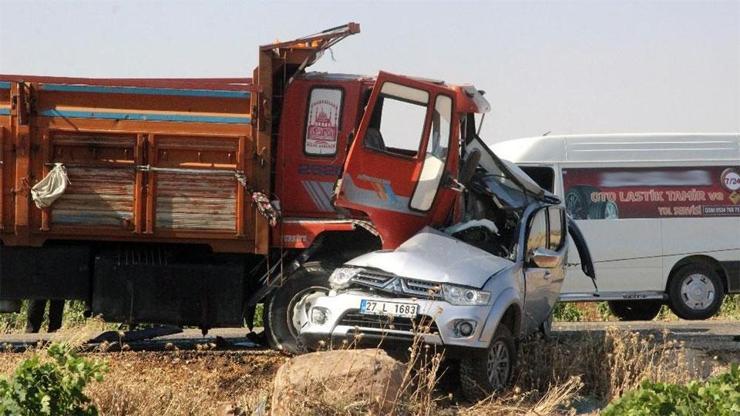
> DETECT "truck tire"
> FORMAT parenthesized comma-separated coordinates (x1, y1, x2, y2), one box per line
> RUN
(460, 325, 516, 401)
(608, 300, 662, 321)
(668, 264, 724, 320)
(264, 262, 332, 354)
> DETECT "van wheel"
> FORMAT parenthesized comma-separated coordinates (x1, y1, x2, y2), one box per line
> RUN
(608, 300, 662, 321)
(265, 262, 332, 354)
(668, 264, 724, 320)
(460, 325, 516, 401)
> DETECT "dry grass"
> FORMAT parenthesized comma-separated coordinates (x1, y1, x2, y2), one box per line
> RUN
(0, 323, 729, 415)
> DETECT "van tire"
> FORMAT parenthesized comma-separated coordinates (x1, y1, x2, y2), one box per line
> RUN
(668, 264, 724, 320)
(608, 300, 662, 321)
(460, 325, 516, 401)
(265, 262, 332, 354)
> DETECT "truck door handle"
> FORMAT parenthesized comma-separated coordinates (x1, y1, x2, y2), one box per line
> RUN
(543, 271, 551, 280)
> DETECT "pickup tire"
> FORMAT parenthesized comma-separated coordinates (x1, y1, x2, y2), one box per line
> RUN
(264, 262, 332, 354)
(668, 264, 724, 320)
(460, 325, 516, 401)
(608, 300, 662, 321)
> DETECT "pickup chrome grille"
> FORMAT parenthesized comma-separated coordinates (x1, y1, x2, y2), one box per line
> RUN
(350, 269, 441, 299)
(402, 279, 441, 297)
(353, 269, 395, 288)
(339, 311, 439, 334)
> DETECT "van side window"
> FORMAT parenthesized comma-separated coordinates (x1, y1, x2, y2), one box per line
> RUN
(527, 209, 548, 251)
(304, 88, 343, 156)
(520, 166, 555, 192)
(548, 207, 565, 250)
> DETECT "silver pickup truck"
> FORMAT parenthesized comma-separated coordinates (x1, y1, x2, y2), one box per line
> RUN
(299, 138, 595, 400)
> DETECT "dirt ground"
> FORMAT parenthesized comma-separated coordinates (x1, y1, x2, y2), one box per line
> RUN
(0, 322, 736, 415)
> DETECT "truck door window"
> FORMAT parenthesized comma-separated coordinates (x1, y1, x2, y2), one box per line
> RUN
(304, 87, 343, 156)
(364, 82, 429, 157)
(410, 95, 451, 211)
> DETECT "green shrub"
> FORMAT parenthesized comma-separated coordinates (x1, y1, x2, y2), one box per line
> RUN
(0, 343, 107, 415)
(719, 295, 740, 319)
(553, 302, 584, 322)
(603, 364, 740, 416)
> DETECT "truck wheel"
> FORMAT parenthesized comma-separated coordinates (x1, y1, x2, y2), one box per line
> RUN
(608, 300, 662, 321)
(460, 325, 516, 401)
(668, 264, 724, 320)
(265, 262, 332, 354)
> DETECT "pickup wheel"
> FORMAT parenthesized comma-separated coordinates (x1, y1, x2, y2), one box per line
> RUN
(460, 325, 516, 401)
(608, 300, 662, 321)
(264, 262, 332, 354)
(668, 264, 724, 320)
(539, 309, 554, 340)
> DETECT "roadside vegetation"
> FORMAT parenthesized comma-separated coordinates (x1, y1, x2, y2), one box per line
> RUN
(553, 294, 740, 322)
(0, 298, 734, 414)
(0, 319, 733, 415)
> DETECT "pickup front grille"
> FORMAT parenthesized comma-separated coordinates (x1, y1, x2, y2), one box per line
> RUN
(338, 310, 439, 334)
(402, 279, 441, 297)
(354, 269, 395, 287)
(350, 269, 442, 300)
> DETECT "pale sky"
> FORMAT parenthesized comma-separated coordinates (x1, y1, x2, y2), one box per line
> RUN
(0, 0, 738, 142)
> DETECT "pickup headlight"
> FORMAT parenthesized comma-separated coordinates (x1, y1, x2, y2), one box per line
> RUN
(329, 267, 363, 289)
(442, 284, 491, 306)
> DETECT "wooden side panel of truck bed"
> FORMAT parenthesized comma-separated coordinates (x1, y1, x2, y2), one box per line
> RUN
(0, 78, 262, 253)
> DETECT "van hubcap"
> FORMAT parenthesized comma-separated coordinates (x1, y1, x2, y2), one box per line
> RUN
(486, 340, 511, 389)
(680, 274, 715, 310)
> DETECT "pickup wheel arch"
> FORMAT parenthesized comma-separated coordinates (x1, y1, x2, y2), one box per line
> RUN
(499, 304, 522, 338)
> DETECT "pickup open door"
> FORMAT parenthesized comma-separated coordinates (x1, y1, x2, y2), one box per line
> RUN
(335, 72, 459, 248)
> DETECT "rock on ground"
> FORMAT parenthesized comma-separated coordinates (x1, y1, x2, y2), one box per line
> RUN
(271, 348, 406, 415)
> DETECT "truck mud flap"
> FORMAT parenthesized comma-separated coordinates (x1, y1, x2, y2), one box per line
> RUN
(92, 256, 245, 328)
(0, 246, 91, 300)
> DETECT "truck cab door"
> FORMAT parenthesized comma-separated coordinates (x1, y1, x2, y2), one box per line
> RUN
(335, 72, 458, 248)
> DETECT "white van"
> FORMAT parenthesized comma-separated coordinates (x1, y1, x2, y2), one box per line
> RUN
(494, 133, 740, 320)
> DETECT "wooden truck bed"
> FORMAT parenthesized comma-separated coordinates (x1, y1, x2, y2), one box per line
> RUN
(0, 76, 261, 253)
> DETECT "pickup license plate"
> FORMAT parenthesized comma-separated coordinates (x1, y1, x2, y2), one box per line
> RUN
(360, 299, 418, 318)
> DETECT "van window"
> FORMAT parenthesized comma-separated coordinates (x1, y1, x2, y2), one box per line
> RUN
(520, 166, 555, 192)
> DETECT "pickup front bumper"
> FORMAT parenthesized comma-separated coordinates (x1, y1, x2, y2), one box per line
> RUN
(299, 290, 495, 351)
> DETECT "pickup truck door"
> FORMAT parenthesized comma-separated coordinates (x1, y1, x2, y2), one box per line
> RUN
(523, 206, 568, 333)
(335, 72, 458, 248)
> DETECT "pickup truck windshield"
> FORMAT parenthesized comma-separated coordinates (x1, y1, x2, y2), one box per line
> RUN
(479, 174, 529, 209)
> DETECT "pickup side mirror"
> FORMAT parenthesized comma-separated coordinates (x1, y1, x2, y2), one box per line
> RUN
(529, 247, 562, 268)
